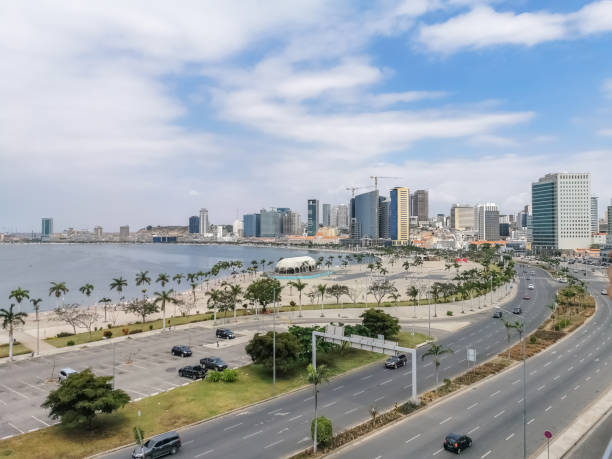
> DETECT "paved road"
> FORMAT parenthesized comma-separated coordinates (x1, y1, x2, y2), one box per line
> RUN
(103, 266, 557, 459)
(566, 409, 612, 459)
(331, 277, 612, 459)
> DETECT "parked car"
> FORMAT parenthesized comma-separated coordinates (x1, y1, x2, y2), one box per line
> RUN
(513, 307, 522, 314)
(200, 357, 228, 371)
(58, 368, 77, 382)
(171, 345, 192, 357)
(602, 290, 608, 295)
(216, 328, 235, 339)
(523, 295, 531, 300)
(178, 365, 207, 380)
(528, 284, 535, 290)
(132, 431, 181, 458)
(492, 310, 503, 319)
(384, 354, 407, 369)
(443, 433, 472, 454)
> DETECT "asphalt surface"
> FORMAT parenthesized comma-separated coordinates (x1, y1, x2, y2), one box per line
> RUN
(331, 275, 612, 458)
(566, 409, 612, 459)
(102, 266, 557, 459)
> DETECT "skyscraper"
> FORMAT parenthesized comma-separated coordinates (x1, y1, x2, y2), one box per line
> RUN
(260, 208, 282, 237)
(378, 197, 390, 239)
(307, 199, 319, 236)
(119, 225, 129, 241)
(591, 196, 599, 234)
(450, 204, 475, 230)
(410, 190, 429, 221)
(390, 187, 410, 244)
(243, 213, 260, 237)
(94, 226, 103, 239)
(607, 201, 612, 245)
(199, 208, 209, 235)
(351, 190, 379, 239)
(189, 216, 200, 234)
(476, 203, 500, 241)
(41, 218, 53, 238)
(322, 203, 331, 227)
(282, 210, 301, 235)
(331, 204, 349, 229)
(532, 173, 591, 251)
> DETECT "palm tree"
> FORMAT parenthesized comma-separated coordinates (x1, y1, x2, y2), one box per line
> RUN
(288, 280, 307, 318)
(402, 261, 411, 277)
(79, 283, 94, 298)
(48, 281, 69, 307)
(0, 304, 27, 361)
(307, 363, 330, 454)
(153, 289, 177, 331)
(8, 288, 30, 313)
(99, 297, 112, 321)
(173, 273, 184, 290)
(316, 284, 327, 317)
(135, 271, 151, 299)
(186, 273, 198, 306)
(502, 320, 514, 359)
(205, 289, 222, 325)
(30, 298, 43, 355)
(430, 283, 441, 317)
(407, 286, 419, 318)
(109, 277, 128, 303)
(421, 343, 454, 386)
(156, 273, 170, 288)
(223, 283, 242, 322)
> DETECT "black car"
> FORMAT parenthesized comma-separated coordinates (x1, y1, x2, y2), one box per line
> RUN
(178, 365, 207, 380)
(492, 310, 503, 319)
(443, 433, 472, 454)
(132, 431, 181, 458)
(216, 328, 235, 339)
(384, 354, 407, 369)
(513, 306, 522, 314)
(200, 357, 228, 371)
(171, 345, 192, 357)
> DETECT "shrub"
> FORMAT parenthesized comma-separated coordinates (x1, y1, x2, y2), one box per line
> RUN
(311, 416, 332, 447)
(149, 325, 153, 330)
(56, 332, 74, 338)
(122, 328, 129, 336)
(181, 312, 186, 317)
(66, 340, 75, 346)
(103, 330, 113, 339)
(220, 369, 238, 383)
(206, 371, 222, 382)
(128, 329, 143, 335)
(290, 301, 296, 307)
(529, 335, 537, 344)
(107, 324, 112, 329)
(446, 310, 453, 316)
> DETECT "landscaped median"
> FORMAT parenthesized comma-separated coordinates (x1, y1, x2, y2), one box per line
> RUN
(0, 341, 30, 359)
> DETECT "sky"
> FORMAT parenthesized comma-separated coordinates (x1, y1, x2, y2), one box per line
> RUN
(1, 0, 612, 233)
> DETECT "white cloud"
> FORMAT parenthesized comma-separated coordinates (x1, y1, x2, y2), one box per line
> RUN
(603, 79, 612, 98)
(572, 0, 612, 35)
(598, 128, 612, 136)
(367, 91, 447, 107)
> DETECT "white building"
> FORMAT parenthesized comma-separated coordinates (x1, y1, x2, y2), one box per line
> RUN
(450, 204, 475, 230)
(330, 204, 349, 229)
(232, 219, 243, 237)
(199, 208, 209, 235)
(475, 203, 500, 241)
(591, 196, 598, 234)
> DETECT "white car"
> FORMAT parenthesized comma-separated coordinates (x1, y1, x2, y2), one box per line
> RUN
(528, 284, 535, 290)
(58, 368, 77, 382)
(602, 290, 608, 295)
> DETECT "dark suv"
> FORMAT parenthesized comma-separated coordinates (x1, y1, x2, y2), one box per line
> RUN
(200, 357, 228, 371)
(513, 306, 522, 315)
(132, 431, 181, 458)
(216, 328, 235, 339)
(492, 310, 503, 319)
(443, 433, 472, 454)
(384, 354, 407, 369)
(178, 365, 207, 380)
(171, 345, 192, 357)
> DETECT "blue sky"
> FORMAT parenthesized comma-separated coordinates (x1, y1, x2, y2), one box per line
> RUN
(1, 0, 612, 232)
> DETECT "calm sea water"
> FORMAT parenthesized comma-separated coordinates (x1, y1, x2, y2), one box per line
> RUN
(0, 243, 344, 312)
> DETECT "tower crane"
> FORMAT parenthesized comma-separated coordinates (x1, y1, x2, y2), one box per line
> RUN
(369, 175, 401, 190)
(345, 186, 372, 198)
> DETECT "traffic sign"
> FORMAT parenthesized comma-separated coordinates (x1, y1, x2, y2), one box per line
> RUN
(544, 430, 552, 439)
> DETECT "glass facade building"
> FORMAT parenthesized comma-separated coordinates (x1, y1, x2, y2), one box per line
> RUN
(307, 199, 319, 236)
(532, 180, 557, 250)
(322, 204, 331, 227)
(41, 218, 53, 238)
(352, 190, 379, 239)
(188, 216, 200, 234)
(260, 209, 282, 237)
(390, 187, 410, 243)
(243, 213, 260, 237)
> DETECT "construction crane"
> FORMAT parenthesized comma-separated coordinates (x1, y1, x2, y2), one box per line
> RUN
(369, 175, 400, 190)
(345, 186, 370, 198)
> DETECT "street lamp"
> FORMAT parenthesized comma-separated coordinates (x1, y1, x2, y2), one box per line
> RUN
(495, 306, 526, 459)
(273, 288, 276, 385)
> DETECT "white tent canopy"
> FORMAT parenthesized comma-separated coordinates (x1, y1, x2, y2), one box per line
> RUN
(275, 256, 316, 274)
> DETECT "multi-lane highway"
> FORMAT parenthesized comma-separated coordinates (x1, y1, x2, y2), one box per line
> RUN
(102, 266, 557, 459)
(331, 275, 612, 458)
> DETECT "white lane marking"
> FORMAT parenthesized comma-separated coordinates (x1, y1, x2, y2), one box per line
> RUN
(544, 362, 551, 367)
(31, 416, 50, 427)
(268, 408, 282, 415)
(264, 439, 284, 449)
(21, 382, 46, 393)
(353, 390, 365, 397)
(527, 418, 535, 425)
(440, 416, 452, 425)
(7, 423, 24, 434)
(467, 402, 478, 410)
(322, 401, 337, 408)
(360, 375, 373, 380)
(125, 388, 147, 397)
(529, 370, 537, 376)
(517, 398, 523, 404)
(537, 385, 546, 391)
(506, 433, 515, 441)
(380, 379, 392, 386)
(512, 379, 521, 385)
(1, 435, 14, 440)
(288, 414, 303, 422)
(545, 406, 552, 412)
(223, 422, 243, 431)
(481, 451, 492, 458)
(490, 390, 501, 397)
(297, 437, 310, 444)
(561, 394, 568, 400)
(303, 396, 314, 402)
(423, 362, 433, 368)
(596, 368, 601, 373)
(344, 407, 358, 415)
(194, 449, 214, 457)
(333, 385, 344, 392)
(242, 430, 263, 439)
(403, 384, 412, 390)
(574, 385, 581, 391)
(568, 366, 574, 371)
(433, 448, 444, 456)
(0, 383, 29, 400)
(494, 410, 505, 418)
(553, 375, 560, 381)
(374, 396, 384, 402)
(0, 399, 6, 406)
(278, 427, 289, 434)
(426, 374, 434, 379)
(402, 371, 411, 376)
(585, 376, 591, 381)
(182, 440, 194, 445)
(406, 434, 421, 443)
(468, 426, 480, 434)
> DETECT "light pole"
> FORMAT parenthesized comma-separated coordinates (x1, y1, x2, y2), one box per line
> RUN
(112, 341, 116, 389)
(273, 288, 276, 386)
(495, 306, 526, 458)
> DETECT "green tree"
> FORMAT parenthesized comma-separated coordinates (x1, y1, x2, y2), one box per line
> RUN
(245, 277, 282, 313)
(155, 273, 169, 288)
(78, 284, 94, 299)
(9, 287, 30, 313)
(429, 282, 442, 317)
(307, 363, 331, 453)
(109, 277, 128, 302)
(124, 298, 159, 324)
(99, 297, 112, 322)
(288, 325, 334, 362)
(42, 369, 130, 429)
(360, 308, 400, 339)
(288, 279, 307, 317)
(173, 273, 184, 291)
(135, 271, 151, 299)
(316, 284, 327, 317)
(30, 297, 43, 355)
(245, 331, 301, 374)
(153, 289, 177, 331)
(327, 284, 349, 305)
(186, 273, 198, 306)
(48, 281, 69, 306)
(368, 280, 397, 306)
(421, 343, 454, 386)
(0, 304, 27, 360)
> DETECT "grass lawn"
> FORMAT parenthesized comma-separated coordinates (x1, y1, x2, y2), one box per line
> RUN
(396, 331, 430, 348)
(0, 342, 31, 359)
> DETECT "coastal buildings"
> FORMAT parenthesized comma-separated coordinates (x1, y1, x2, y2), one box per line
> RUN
(378, 197, 390, 239)
(232, 219, 243, 237)
(282, 210, 301, 236)
(390, 187, 410, 244)
(94, 226, 103, 239)
(189, 216, 200, 234)
(532, 173, 592, 251)
(243, 213, 260, 237)
(476, 203, 500, 241)
(119, 225, 130, 241)
(199, 208, 209, 235)
(41, 218, 53, 238)
(322, 203, 331, 227)
(591, 196, 599, 234)
(259, 208, 282, 238)
(450, 204, 475, 230)
(351, 189, 379, 240)
(307, 199, 319, 236)
(410, 190, 429, 222)
(331, 204, 349, 230)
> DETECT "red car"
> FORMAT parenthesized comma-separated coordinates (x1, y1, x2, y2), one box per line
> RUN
(523, 295, 531, 300)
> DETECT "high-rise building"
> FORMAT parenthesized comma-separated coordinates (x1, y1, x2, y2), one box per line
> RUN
(322, 203, 331, 227)
(243, 213, 260, 237)
(476, 203, 500, 241)
(330, 204, 349, 229)
(260, 208, 282, 237)
(390, 187, 410, 244)
(307, 199, 319, 236)
(188, 216, 200, 234)
(94, 226, 103, 239)
(351, 190, 379, 239)
(450, 204, 475, 230)
(199, 208, 209, 235)
(232, 219, 243, 237)
(410, 190, 429, 222)
(119, 225, 129, 241)
(591, 196, 599, 234)
(606, 200, 612, 245)
(532, 173, 591, 251)
(378, 197, 390, 239)
(282, 210, 301, 235)
(41, 218, 53, 238)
